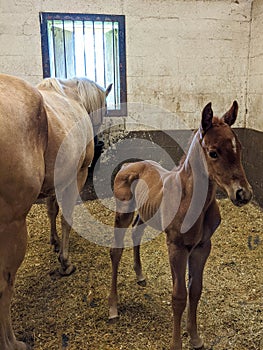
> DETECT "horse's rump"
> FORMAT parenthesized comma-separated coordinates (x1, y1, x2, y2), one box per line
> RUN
(0, 74, 48, 215)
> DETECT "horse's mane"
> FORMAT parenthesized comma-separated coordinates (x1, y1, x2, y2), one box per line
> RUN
(74, 77, 105, 114)
(74, 77, 106, 128)
(37, 77, 106, 128)
(37, 78, 66, 96)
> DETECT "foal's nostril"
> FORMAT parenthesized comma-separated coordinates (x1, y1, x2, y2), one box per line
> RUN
(236, 188, 244, 202)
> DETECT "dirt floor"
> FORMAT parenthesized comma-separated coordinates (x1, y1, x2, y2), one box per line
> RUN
(12, 197, 262, 350)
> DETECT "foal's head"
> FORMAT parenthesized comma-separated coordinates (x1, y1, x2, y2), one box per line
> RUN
(200, 101, 252, 206)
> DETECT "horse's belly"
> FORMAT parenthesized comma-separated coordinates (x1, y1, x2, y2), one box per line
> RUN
(137, 199, 164, 231)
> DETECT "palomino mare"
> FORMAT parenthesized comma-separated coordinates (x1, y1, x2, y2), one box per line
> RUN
(0, 73, 111, 350)
(37, 77, 112, 275)
(108, 101, 252, 350)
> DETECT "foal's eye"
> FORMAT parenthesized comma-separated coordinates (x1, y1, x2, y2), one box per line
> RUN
(209, 151, 218, 159)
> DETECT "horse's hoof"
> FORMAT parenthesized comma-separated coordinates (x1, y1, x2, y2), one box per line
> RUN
(137, 279, 147, 287)
(59, 264, 76, 276)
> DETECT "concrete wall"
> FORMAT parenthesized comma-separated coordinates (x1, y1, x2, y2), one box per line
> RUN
(0, 0, 254, 131)
(0, 0, 262, 204)
(247, 0, 263, 131)
(125, 0, 252, 131)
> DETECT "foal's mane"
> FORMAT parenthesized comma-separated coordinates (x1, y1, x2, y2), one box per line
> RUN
(176, 116, 227, 171)
(174, 129, 200, 171)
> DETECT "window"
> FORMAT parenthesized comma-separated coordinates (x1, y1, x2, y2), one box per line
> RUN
(40, 12, 127, 116)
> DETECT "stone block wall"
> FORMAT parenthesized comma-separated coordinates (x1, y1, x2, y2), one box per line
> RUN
(0, 0, 262, 204)
(0, 0, 254, 129)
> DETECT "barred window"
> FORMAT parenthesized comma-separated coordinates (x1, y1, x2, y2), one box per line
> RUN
(40, 12, 127, 116)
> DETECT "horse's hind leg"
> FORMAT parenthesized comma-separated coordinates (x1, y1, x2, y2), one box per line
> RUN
(58, 168, 89, 276)
(132, 215, 146, 286)
(108, 210, 134, 321)
(58, 186, 78, 276)
(0, 219, 27, 350)
(47, 196, 60, 253)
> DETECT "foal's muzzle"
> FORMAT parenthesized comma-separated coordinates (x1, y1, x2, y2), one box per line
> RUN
(231, 187, 253, 207)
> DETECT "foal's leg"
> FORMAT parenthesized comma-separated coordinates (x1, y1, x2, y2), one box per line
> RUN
(167, 241, 189, 350)
(187, 240, 211, 349)
(47, 196, 60, 253)
(186, 200, 220, 348)
(132, 216, 146, 286)
(108, 211, 134, 320)
(0, 219, 27, 350)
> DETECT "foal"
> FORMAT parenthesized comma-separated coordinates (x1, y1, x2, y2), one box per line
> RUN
(108, 101, 252, 350)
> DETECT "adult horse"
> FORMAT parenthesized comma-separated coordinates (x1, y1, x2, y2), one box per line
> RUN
(108, 101, 252, 350)
(0, 73, 111, 350)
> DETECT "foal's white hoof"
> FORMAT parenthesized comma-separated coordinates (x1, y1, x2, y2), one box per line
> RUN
(109, 306, 119, 323)
(108, 312, 119, 324)
(108, 315, 119, 324)
(190, 337, 204, 349)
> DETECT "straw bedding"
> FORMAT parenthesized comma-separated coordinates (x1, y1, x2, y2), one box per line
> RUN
(12, 198, 262, 350)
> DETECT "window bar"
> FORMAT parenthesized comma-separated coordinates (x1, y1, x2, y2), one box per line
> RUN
(51, 20, 57, 77)
(102, 21, 106, 88)
(73, 21, 76, 76)
(112, 21, 117, 109)
(93, 21, 97, 82)
(83, 20, 87, 77)
(62, 20, 67, 78)
(115, 22, 120, 107)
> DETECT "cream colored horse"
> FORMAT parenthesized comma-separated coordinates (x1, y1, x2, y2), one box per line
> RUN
(0, 74, 111, 350)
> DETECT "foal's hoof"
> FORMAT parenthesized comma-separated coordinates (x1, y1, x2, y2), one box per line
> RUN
(53, 244, 60, 253)
(108, 316, 119, 325)
(59, 264, 76, 276)
(190, 340, 205, 350)
(50, 240, 60, 253)
(137, 279, 147, 287)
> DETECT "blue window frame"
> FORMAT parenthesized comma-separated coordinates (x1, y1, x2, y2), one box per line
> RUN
(40, 12, 127, 116)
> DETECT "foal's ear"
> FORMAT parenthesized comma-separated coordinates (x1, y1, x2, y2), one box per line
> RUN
(105, 83, 113, 97)
(201, 102, 213, 134)
(222, 100, 238, 126)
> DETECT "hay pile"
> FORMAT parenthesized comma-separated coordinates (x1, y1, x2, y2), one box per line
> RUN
(12, 198, 262, 350)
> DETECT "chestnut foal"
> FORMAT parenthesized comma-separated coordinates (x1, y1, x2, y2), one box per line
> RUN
(108, 101, 252, 350)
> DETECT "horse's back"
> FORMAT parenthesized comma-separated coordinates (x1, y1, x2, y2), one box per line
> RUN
(0, 74, 47, 218)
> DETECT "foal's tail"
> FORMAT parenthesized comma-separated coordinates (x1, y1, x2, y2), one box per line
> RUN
(111, 158, 142, 191)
